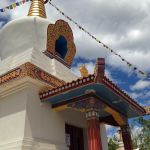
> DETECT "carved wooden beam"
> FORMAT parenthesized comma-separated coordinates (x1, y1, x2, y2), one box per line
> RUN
(94, 58, 105, 83)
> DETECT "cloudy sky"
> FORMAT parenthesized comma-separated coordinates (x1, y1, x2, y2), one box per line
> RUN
(0, 0, 150, 137)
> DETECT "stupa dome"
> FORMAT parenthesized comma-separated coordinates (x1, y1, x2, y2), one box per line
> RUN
(0, 0, 76, 67)
(0, 16, 50, 60)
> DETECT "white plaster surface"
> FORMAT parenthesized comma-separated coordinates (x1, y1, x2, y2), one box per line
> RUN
(0, 138, 68, 150)
(0, 16, 77, 82)
(60, 109, 88, 150)
(60, 110, 108, 150)
(0, 81, 68, 150)
(0, 15, 108, 150)
(0, 89, 26, 144)
(24, 85, 67, 146)
(60, 109, 87, 128)
(0, 48, 77, 82)
(0, 17, 50, 60)
(0, 77, 108, 150)
(100, 124, 109, 150)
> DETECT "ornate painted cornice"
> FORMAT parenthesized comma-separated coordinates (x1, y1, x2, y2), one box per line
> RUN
(0, 62, 64, 88)
(39, 74, 95, 99)
(0, 68, 21, 85)
(39, 58, 146, 115)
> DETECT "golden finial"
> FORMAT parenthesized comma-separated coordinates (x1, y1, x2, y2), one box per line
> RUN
(28, 0, 48, 18)
(79, 65, 89, 77)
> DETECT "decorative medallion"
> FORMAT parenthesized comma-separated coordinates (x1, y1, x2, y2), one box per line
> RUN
(46, 20, 76, 67)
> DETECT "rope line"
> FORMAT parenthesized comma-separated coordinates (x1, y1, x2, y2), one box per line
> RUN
(0, 0, 149, 79)
(0, 0, 31, 12)
(48, 0, 150, 80)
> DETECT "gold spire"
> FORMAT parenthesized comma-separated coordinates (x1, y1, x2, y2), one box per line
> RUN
(28, 0, 47, 18)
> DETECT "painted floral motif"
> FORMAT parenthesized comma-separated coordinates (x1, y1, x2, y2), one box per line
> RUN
(46, 20, 76, 67)
(0, 62, 64, 88)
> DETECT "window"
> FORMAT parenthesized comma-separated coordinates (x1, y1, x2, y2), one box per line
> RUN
(55, 36, 68, 59)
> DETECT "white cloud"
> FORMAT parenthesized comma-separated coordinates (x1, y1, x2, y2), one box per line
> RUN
(131, 125, 142, 138)
(1, 0, 150, 76)
(130, 80, 150, 91)
(0, 0, 12, 7)
(127, 29, 142, 40)
(105, 69, 120, 84)
(106, 50, 150, 73)
(129, 92, 143, 99)
(106, 125, 119, 138)
(10, 3, 30, 19)
(127, 89, 150, 106)
(106, 125, 114, 131)
(71, 61, 117, 83)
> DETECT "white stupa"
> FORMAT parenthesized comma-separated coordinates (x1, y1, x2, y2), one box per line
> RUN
(0, 1, 77, 82)
(0, 0, 108, 150)
(0, 17, 50, 60)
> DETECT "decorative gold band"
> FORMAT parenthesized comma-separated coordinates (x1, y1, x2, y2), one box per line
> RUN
(28, 0, 47, 18)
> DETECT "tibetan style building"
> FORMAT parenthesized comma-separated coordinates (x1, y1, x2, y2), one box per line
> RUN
(0, 0, 147, 150)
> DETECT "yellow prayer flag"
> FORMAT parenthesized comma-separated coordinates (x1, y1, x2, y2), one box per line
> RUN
(12, 3, 16, 8)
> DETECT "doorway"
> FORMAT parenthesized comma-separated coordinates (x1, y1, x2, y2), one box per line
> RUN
(65, 124, 84, 150)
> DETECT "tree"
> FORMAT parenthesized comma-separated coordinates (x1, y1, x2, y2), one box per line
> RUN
(108, 136, 119, 150)
(131, 116, 150, 150)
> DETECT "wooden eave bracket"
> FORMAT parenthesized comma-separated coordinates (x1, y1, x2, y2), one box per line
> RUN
(94, 58, 105, 83)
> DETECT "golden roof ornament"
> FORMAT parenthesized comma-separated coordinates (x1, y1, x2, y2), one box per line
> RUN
(79, 65, 89, 77)
(28, 0, 48, 18)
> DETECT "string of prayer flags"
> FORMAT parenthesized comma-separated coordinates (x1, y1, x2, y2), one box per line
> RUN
(0, 0, 149, 79)
(0, 0, 31, 12)
(49, 1, 150, 80)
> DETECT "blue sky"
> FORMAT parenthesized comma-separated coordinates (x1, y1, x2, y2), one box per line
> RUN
(0, 0, 149, 138)
(72, 57, 150, 107)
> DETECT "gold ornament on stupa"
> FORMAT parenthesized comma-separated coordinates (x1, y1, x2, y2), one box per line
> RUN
(28, 0, 47, 18)
(79, 65, 89, 77)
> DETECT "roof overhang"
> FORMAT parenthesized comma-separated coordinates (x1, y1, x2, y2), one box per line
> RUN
(40, 58, 146, 119)
(41, 83, 145, 118)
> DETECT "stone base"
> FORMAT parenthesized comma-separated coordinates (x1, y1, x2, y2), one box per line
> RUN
(0, 138, 68, 150)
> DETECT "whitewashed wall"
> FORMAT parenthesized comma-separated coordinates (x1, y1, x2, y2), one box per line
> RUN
(0, 80, 108, 150)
